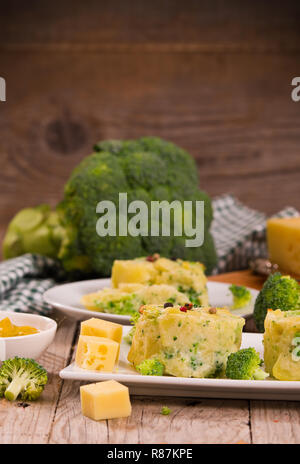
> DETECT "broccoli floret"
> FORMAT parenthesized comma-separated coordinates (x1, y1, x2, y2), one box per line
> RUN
(161, 406, 171, 415)
(253, 272, 300, 332)
(0, 357, 48, 401)
(3, 137, 217, 276)
(225, 348, 269, 380)
(136, 358, 165, 376)
(229, 284, 252, 309)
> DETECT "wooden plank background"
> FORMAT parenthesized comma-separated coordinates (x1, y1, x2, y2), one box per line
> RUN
(0, 0, 300, 244)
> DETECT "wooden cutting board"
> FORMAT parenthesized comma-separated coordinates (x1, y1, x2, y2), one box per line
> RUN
(208, 269, 266, 291)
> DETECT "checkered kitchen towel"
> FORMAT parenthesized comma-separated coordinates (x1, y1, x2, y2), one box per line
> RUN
(0, 194, 299, 315)
(0, 254, 63, 315)
(212, 195, 299, 274)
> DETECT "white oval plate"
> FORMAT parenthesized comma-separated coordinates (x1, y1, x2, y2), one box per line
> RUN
(60, 329, 300, 400)
(43, 278, 258, 324)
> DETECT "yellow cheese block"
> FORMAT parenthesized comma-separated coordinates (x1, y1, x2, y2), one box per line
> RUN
(80, 380, 131, 421)
(80, 317, 123, 360)
(267, 217, 300, 276)
(80, 318, 122, 344)
(75, 335, 119, 371)
(80, 317, 123, 362)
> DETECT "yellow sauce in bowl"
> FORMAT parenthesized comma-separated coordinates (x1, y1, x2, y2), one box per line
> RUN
(0, 317, 39, 337)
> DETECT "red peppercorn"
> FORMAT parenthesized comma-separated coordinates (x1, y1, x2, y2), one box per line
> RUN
(180, 306, 187, 312)
(185, 303, 193, 310)
(146, 253, 160, 262)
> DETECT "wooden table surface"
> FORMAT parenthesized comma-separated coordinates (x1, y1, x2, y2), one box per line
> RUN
(0, 270, 299, 445)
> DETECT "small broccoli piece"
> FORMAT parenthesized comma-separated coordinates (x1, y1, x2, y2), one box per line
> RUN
(161, 406, 171, 415)
(254, 272, 300, 332)
(225, 348, 268, 380)
(136, 358, 165, 376)
(229, 284, 252, 309)
(0, 357, 48, 401)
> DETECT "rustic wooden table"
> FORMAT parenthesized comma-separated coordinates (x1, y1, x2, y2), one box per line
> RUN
(0, 270, 299, 444)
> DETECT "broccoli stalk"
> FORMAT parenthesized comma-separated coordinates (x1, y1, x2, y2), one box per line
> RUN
(225, 348, 269, 380)
(254, 272, 300, 332)
(0, 357, 48, 401)
(229, 284, 252, 309)
(136, 358, 165, 376)
(2, 205, 65, 260)
(2, 205, 91, 274)
(2, 137, 217, 276)
(252, 367, 269, 380)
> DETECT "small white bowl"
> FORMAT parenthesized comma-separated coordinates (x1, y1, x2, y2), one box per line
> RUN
(0, 311, 57, 361)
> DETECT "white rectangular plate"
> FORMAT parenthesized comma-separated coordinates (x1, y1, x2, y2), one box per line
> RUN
(60, 328, 300, 401)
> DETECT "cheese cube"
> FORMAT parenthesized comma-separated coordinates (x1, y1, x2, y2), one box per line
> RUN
(80, 318, 122, 344)
(80, 318, 123, 360)
(267, 217, 300, 276)
(75, 336, 118, 371)
(80, 380, 132, 421)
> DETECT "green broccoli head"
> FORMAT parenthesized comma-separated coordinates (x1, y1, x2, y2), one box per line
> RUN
(136, 358, 165, 376)
(62, 137, 216, 275)
(0, 357, 48, 401)
(254, 272, 300, 332)
(229, 284, 252, 309)
(3, 137, 217, 276)
(225, 348, 268, 380)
